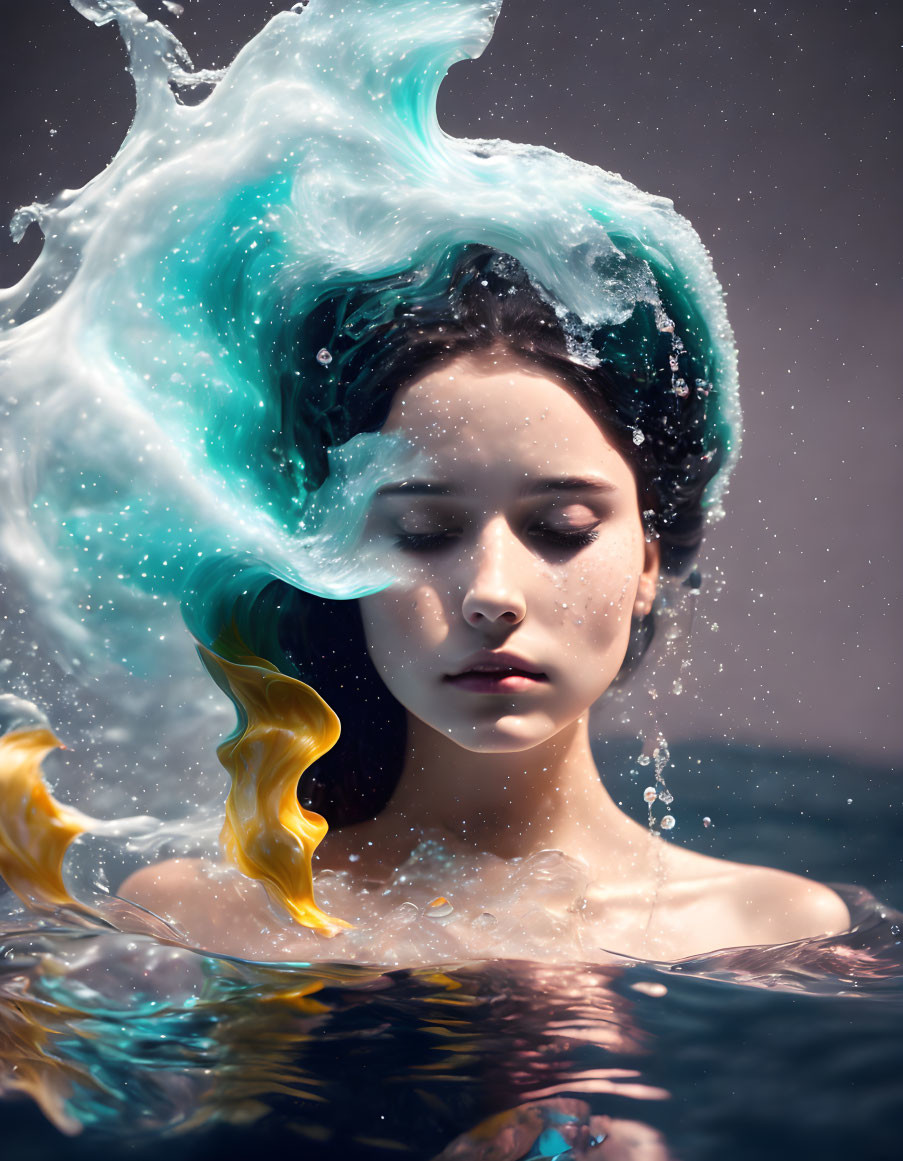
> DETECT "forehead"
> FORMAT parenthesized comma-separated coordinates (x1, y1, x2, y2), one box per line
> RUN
(382, 352, 631, 480)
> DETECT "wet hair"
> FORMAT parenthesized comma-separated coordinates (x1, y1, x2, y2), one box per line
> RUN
(218, 245, 725, 828)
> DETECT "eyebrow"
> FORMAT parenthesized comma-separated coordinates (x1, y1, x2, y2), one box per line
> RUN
(374, 476, 617, 498)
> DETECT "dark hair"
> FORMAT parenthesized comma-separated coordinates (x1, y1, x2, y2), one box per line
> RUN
(273, 246, 722, 568)
(197, 245, 724, 828)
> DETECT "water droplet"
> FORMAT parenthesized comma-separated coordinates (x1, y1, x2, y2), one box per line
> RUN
(290, 1, 310, 11)
(661, 815, 676, 830)
(684, 569, 702, 592)
(702, 816, 713, 828)
(426, 896, 454, 919)
(673, 379, 689, 397)
(643, 787, 658, 803)
(846, 798, 853, 805)
(395, 902, 419, 924)
(316, 347, 333, 366)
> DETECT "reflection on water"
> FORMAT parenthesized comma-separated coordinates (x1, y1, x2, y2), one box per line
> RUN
(1, 880, 901, 1159)
(2, 738, 902, 1161)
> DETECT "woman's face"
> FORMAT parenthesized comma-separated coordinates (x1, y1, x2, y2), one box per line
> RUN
(358, 350, 659, 753)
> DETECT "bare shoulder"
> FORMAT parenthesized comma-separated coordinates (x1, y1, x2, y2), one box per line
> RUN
(118, 858, 224, 934)
(658, 842, 852, 950)
(120, 857, 210, 912)
(729, 862, 852, 943)
(119, 857, 278, 949)
(119, 859, 333, 960)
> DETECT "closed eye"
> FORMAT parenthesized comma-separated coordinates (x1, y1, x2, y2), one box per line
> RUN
(393, 530, 460, 552)
(533, 525, 600, 549)
(393, 526, 600, 553)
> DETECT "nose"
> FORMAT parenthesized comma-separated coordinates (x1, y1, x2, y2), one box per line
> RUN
(460, 517, 527, 627)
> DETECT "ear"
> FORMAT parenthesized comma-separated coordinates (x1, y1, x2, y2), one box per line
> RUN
(633, 536, 661, 618)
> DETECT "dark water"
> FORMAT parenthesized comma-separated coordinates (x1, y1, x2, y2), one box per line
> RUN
(2, 743, 902, 1161)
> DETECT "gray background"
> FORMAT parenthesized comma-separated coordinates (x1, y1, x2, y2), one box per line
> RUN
(1, 0, 900, 766)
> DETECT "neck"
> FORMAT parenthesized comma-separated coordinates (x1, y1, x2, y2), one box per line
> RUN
(375, 711, 644, 863)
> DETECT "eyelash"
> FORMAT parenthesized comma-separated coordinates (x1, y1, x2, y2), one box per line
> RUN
(393, 526, 600, 552)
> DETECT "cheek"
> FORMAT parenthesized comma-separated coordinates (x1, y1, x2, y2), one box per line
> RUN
(563, 528, 645, 652)
(359, 584, 450, 674)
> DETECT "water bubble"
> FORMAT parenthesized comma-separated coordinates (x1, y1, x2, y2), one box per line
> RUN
(702, 816, 713, 828)
(671, 679, 684, 695)
(472, 912, 497, 930)
(316, 347, 333, 366)
(891, 924, 901, 937)
(846, 798, 853, 805)
(659, 790, 673, 806)
(290, 1, 310, 12)
(395, 902, 420, 924)
(632, 428, 645, 446)
(673, 379, 690, 398)
(643, 787, 657, 804)
(426, 896, 454, 919)
(637, 754, 651, 766)
(660, 815, 676, 830)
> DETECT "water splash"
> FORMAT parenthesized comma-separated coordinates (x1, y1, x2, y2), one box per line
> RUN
(1, 0, 740, 937)
(0, 641, 351, 933)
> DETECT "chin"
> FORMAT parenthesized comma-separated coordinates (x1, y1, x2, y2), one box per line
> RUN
(443, 716, 559, 754)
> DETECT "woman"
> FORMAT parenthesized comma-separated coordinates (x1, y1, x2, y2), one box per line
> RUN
(121, 246, 851, 962)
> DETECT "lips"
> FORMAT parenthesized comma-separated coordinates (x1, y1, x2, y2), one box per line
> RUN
(444, 652, 549, 690)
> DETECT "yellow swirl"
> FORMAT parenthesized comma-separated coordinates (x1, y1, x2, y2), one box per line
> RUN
(199, 645, 351, 936)
(0, 728, 87, 911)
